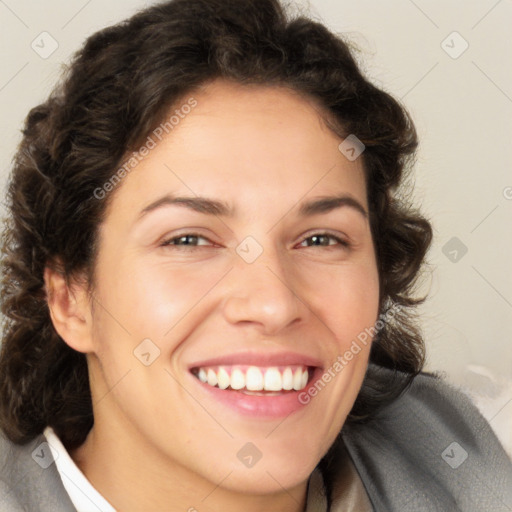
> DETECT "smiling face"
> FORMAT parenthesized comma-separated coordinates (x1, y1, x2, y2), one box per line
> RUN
(57, 80, 380, 509)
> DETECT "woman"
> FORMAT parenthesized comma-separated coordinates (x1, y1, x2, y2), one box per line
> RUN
(0, 0, 510, 510)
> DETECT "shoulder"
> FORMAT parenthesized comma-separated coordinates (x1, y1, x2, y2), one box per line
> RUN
(341, 366, 512, 511)
(0, 429, 76, 512)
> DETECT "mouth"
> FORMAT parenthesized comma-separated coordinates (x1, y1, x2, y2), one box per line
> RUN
(188, 351, 322, 421)
(190, 364, 313, 395)
(187, 354, 323, 418)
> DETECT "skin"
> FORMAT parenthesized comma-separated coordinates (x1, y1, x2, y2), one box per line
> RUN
(45, 80, 380, 512)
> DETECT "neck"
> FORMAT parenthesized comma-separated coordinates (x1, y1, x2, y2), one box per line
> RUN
(70, 421, 309, 512)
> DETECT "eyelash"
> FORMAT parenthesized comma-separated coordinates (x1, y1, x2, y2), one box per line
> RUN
(297, 233, 349, 249)
(160, 232, 350, 250)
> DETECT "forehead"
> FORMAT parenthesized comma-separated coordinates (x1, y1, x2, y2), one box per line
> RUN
(103, 80, 367, 219)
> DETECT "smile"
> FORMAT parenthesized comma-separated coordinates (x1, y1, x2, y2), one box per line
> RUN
(191, 365, 310, 393)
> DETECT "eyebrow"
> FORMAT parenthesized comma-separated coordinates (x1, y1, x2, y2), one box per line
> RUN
(139, 195, 232, 218)
(298, 195, 368, 218)
(137, 193, 368, 221)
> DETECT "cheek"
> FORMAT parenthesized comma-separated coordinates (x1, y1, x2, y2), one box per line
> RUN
(305, 260, 380, 344)
(95, 254, 229, 342)
(296, 262, 379, 446)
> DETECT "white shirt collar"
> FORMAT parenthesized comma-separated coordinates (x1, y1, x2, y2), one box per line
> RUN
(43, 426, 116, 512)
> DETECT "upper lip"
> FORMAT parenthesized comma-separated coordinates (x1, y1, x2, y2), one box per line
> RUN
(188, 350, 323, 370)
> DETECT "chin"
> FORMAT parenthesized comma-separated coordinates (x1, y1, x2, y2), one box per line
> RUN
(219, 462, 315, 495)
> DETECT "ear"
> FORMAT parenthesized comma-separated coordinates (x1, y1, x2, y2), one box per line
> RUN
(44, 264, 94, 354)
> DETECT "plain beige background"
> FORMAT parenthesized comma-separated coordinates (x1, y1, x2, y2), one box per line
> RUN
(1, 0, 511, 449)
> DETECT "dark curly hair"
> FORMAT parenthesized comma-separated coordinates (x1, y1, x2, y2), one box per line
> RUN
(0, 0, 432, 452)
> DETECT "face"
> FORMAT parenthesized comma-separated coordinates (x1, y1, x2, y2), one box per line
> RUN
(79, 81, 379, 496)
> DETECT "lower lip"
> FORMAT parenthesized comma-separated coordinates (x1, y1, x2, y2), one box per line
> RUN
(190, 367, 321, 418)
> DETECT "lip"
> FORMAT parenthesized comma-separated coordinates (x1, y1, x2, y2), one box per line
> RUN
(187, 350, 324, 370)
(187, 351, 324, 418)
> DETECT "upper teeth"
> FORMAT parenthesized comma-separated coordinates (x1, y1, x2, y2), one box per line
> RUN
(195, 366, 309, 392)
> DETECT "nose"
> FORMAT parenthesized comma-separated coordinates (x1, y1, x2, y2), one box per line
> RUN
(221, 251, 304, 335)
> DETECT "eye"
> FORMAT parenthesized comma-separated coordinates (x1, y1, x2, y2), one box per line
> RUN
(161, 233, 214, 248)
(297, 233, 349, 248)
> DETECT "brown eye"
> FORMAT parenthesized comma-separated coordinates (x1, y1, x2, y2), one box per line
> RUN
(299, 234, 348, 248)
(161, 234, 212, 247)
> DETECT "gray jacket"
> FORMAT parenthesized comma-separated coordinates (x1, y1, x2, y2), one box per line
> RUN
(1, 370, 511, 511)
